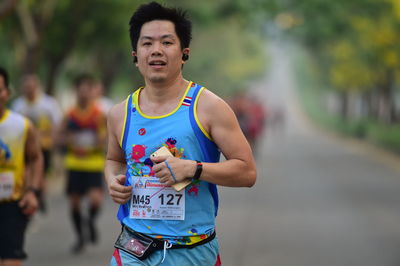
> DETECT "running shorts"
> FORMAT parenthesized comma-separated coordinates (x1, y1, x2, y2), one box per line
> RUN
(66, 170, 103, 195)
(0, 201, 29, 260)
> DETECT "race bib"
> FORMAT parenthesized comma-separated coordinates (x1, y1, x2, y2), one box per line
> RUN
(129, 176, 185, 220)
(74, 130, 97, 148)
(0, 172, 14, 200)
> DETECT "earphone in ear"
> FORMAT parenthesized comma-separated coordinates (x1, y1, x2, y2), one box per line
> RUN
(182, 54, 189, 61)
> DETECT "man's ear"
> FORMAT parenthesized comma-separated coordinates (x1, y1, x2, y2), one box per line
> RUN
(132, 51, 138, 64)
(182, 48, 190, 63)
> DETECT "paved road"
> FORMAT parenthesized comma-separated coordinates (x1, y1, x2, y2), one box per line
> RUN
(216, 43, 400, 266)
(25, 43, 400, 266)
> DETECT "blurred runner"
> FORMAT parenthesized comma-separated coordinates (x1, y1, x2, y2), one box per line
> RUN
(230, 92, 267, 152)
(0, 67, 43, 266)
(11, 74, 62, 213)
(58, 74, 107, 254)
(229, 91, 251, 137)
(247, 96, 267, 153)
(93, 80, 114, 116)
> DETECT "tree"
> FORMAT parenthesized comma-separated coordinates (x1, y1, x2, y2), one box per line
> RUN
(0, 0, 269, 97)
(273, 0, 400, 123)
(0, 0, 18, 20)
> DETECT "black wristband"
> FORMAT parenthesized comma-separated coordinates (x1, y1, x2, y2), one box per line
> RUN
(192, 160, 203, 180)
(26, 187, 41, 198)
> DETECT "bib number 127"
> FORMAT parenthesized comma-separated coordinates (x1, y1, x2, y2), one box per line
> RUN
(158, 193, 182, 205)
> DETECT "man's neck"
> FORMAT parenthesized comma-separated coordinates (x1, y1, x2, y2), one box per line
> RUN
(138, 76, 189, 116)
(77, 100, 90, 110)
(143, 76, 188, 104)
(26, 91, 40, 103)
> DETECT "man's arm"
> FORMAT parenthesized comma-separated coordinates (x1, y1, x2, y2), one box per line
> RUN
(104, 102, 132, 204)
(194, 89, 256, 187)
(19, 121, 43, 215)
(96, 113, 108, 150)
(55, 116, 69, 149)
(152, 89, 256, 188)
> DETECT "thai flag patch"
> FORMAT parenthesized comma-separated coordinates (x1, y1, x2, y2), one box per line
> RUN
(182, 96, 192, 106)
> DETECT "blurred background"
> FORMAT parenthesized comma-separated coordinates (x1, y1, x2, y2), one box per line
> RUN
(2, 0, 400, 265)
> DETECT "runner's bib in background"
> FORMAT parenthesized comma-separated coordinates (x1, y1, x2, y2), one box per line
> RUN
(0, 172, 14, 200)
(129, 176, 185, 221)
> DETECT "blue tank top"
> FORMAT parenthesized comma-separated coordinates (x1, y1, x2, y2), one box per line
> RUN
(117, 81, 220, 244)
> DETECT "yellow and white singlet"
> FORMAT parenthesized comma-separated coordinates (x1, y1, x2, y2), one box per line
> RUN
(0, 109, 29, 202)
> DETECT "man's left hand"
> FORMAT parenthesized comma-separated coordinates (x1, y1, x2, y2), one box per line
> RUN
(151, 156, 196, 186)
(19, 191, 39, 216)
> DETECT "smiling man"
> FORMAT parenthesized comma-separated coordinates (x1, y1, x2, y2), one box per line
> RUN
(105, 2, 256, 265)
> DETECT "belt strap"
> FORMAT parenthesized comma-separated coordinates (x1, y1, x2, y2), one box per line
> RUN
(123, 225, 216, 250)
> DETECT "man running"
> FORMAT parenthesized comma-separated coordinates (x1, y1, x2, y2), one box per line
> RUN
(58, 74, 107, 253)
(0, 67, 43, 266)
(106, 2, 256, 265)
(12, 74, 62, 213)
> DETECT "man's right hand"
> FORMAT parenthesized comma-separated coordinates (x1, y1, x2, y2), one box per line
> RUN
(107, 175, 132, 204)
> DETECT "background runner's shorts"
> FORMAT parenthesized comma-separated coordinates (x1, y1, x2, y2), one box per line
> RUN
(66, 170, 103, 195)
(0, 201, 29, 260)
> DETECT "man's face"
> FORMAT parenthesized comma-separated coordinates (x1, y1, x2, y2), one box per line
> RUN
(22, 75, 39, 99)
(93, 82, 104, 98)
(76, 81, 94, 104)
(0, 76, 10, 110)
(134, 20, 189, 84)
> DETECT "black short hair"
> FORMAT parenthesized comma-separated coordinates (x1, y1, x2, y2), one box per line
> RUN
(129, 2, 192, 51)
(73, 74, 95, 88)
(0, 67, 9, 88)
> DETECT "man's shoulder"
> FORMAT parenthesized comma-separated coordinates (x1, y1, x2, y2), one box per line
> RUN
(42, 93, 59, 104)
(10, 97, 24, 109)
(39, 94, 63, 118)
(7, 109, 29, 125)
(108, 98, 129, 121)
(196, 88, 235, 131)
(197, 87, 227, 109)
(111, 98, 127, 111)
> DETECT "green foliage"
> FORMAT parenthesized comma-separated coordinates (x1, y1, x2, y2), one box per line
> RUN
(368, 122, 400, 153)
(166, 0, 269, 96)
(273, 0, 400, 124)
(185, 18, 267, 96)
(0, 0, 269, 98)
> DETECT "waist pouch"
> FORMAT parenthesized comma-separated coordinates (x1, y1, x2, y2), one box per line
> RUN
(114, 225, 216, 260)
